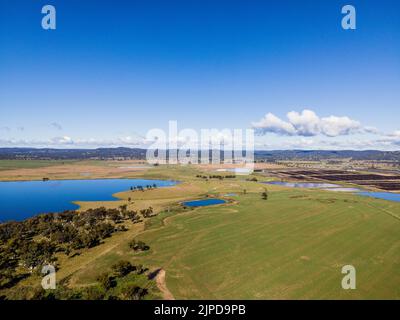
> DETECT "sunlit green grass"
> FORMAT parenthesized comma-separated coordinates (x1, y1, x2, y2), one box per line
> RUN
(134, 189, 400, 299)
(3, 164, 399, 299)
(0, 160, 76, 170)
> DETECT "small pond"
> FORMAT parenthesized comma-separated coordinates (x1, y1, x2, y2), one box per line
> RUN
(183, 199, 227, 207)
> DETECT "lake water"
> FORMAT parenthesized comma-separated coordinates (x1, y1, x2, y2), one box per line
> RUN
(0, 179, 177, 222)
(358, 191, 400, 202)
(264, 181, 400, 202)
(266, 181, 341, 189)
(183, 199, 227, 207)
(216, 168, 253, 175)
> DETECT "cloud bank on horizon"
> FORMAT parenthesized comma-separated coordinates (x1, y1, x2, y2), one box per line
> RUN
(253, 109, 365, 137)
(1, 109, 400, 151)
(1, 1, 398, 151)
(251, 109, 400, 151)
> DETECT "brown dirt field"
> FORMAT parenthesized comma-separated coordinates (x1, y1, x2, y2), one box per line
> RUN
(0, 161, 151, 181)
(198, 162, 284, 171)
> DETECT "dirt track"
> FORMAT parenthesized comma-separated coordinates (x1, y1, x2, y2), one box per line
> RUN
(155, 269, 175, 300)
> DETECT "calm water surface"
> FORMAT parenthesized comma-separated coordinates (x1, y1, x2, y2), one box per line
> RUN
(265, 181, 341, 188)
(0, 179, 177, 222)
(264, 181, 400, 202)
(183, 199, 226, 207)
(358, 191, 400, 202)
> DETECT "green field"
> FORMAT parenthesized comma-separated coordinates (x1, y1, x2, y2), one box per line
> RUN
(0, 160, 76, 170)
(133, 188, 400, 299)
(66, 166, 400, 299)
(2, 163, 400, 299)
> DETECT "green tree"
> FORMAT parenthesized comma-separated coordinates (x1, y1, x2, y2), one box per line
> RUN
(97, 273, 115, 290)
(120, 285, 148, 300)
(111, 261, 135, 277)
(261, 189, 268, 200)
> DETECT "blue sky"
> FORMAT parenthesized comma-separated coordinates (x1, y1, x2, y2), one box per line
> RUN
(0, 0, 399, 149)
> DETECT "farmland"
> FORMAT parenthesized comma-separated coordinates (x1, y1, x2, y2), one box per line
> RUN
(1, 160, 400, 299)
(265, 169, 400, 192)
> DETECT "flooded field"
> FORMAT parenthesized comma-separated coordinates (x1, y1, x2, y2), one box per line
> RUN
(264, 181, 400, 202)
(270, 170, 400, 191)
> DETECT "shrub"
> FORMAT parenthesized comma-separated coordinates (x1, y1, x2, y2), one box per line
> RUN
(120, 285, 148, 300)
(111, 261, 135, 277)
(97, 273, 115, 290)
(129, 239, 150, 252)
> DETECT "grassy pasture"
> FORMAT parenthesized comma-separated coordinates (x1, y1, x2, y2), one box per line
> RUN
(0, 160, 76, 170)
(133, 188, 400, 299)
(1, 162, 400, 299)
(68, 173, 400, 299)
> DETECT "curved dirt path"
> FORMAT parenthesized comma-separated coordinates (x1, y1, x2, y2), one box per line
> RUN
(155, 269, 175, 300)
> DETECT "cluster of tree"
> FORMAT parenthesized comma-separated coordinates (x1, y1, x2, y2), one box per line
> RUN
(94, 260, 149, 299)
(0, 207, 146, 290)
(139, 207, 154, 218)
(196, 174, 236, 180)
(130, 183, 158, 192)
(22, 260, 150, 300)
(261, 189, 269, 200)
(129, 239, 150, 252)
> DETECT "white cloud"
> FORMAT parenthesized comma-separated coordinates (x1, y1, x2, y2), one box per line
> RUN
(287, 110, 321, 136)
(252, 112, 296, 135)
(0, 136, 150, 148)
(252, 109, 362, 137)
(255, 136, 400, 151)
(387, 130, 400, 137)
(50, 136, 73, 144)
(320, 115, 361, 137)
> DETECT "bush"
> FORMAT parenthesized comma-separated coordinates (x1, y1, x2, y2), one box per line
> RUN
(111, 261, 135, 277)
(120, 285, 148, 300)
(81, 286, 105, 300)
(97, 273, 115, 290)
(128, 239, 150, 252)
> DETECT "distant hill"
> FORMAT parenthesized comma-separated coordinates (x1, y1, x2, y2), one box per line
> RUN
(0, 148, 399, 161)
(253, 150, 400, 161)
(0, 147, 147, 160)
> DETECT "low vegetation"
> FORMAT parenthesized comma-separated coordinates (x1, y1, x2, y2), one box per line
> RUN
(0, 206, 154, 293)
(196, 174, 236, 180)
(1, 161, 400, 300)
(11, 260, 150, 300)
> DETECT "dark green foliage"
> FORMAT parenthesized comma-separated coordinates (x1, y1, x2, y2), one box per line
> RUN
(2, 259, 151, 300)
(120, 285, 148, 300)
(115, 225, 128, 232)
(0, 206, 156, 297)
(31, 287, 52, 300)
(19, 240, 56, 270)
(140, 207, 154, 218)
(129, 239, 150, 252)
(111, 261, 135, 277)
(261, 188, 269, 200)
(81, 286, 105, 300)
(0, 206, 146, 290)
(97, 273, 116, 290)
(196, 174, 236, 180)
